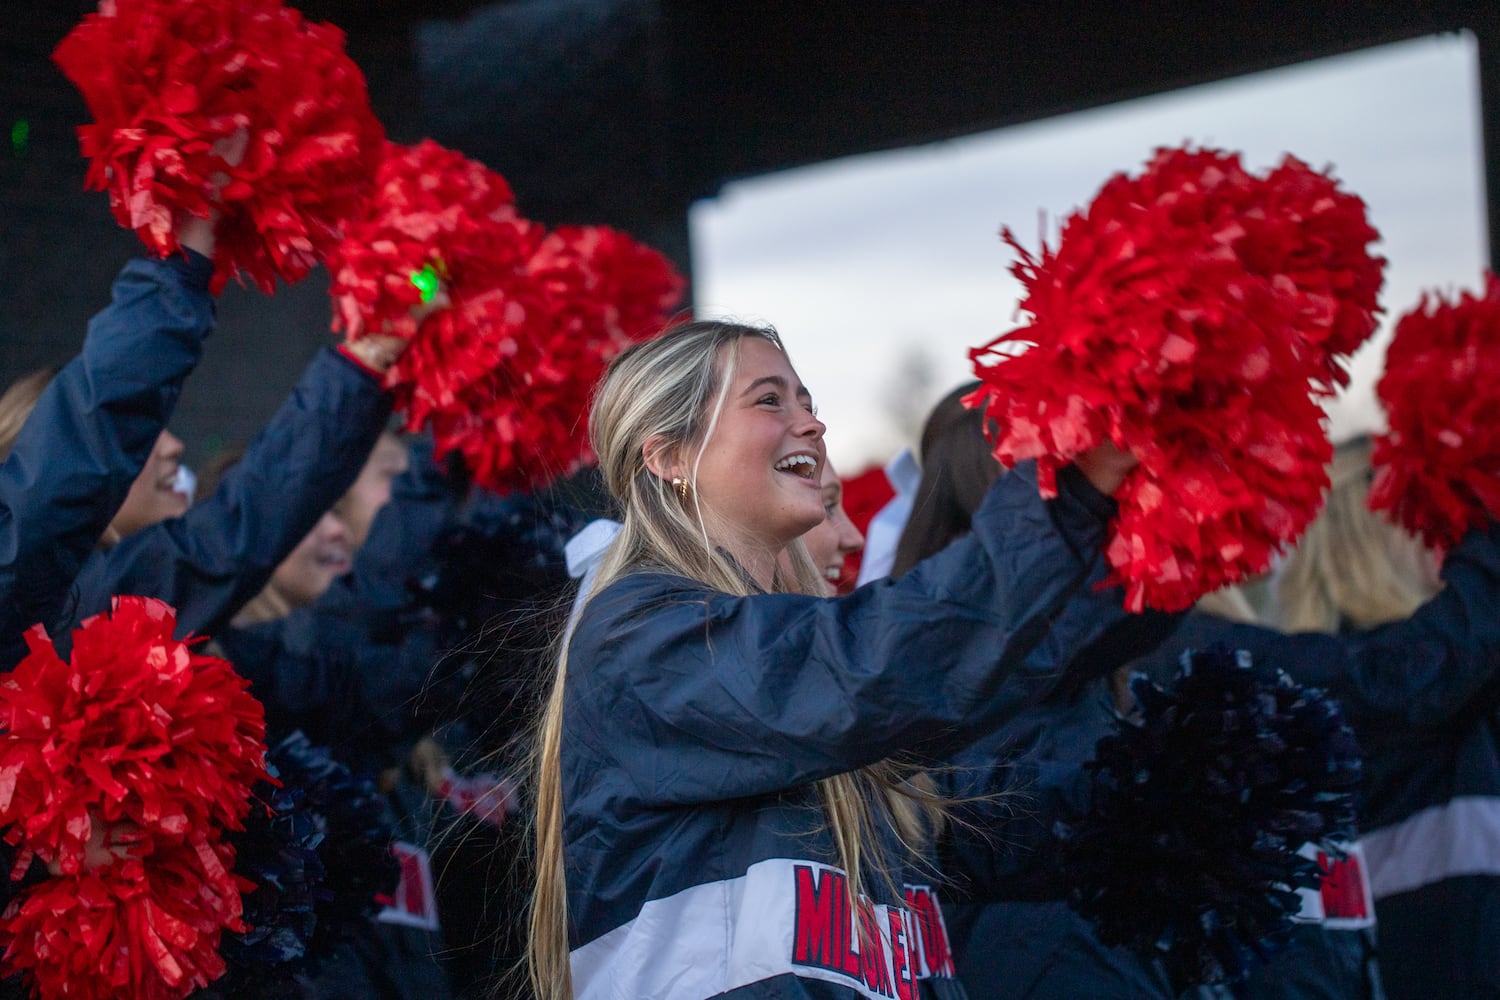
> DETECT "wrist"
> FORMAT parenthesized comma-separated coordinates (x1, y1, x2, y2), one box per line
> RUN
(176, 212, 217, 260)
(339, 337, 404, 377)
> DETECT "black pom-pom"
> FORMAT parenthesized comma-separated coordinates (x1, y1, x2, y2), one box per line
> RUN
(1057, 644, 1362, 992)
(210, 734, 398, 999)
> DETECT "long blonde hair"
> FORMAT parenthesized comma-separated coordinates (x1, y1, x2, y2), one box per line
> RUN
(0, 368, 57, 461)
(528, 321, 942, 999)
(1278, 436, 1439, 633)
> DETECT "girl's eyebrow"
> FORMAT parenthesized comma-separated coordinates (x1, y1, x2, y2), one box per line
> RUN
(742, 375, 812, 400)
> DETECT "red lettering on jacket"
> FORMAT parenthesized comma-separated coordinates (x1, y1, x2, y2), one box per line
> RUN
(792, 865, 838, 969)
(1318, 851, 1370, 920)
(858, 899, 893, 995)
(903, 885, 956, 978)
(835, 873, 862, 978)
(888, 910, 913, 1000)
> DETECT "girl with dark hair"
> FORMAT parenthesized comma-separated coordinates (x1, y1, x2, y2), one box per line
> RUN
(882, 384, 1175, 1000)
(890, 382, 997, 579)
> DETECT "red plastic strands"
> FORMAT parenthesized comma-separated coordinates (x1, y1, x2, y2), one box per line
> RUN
(968, 146, 1383, 611)
(1370, 276, 1500, 553)
(411, 227, 684, 493)
(0, 836, 248, 1000)
(329, 139, 535, 345)
(54, 0, 384, 294)
(331, 140, 685, 491)
(1240, 156, 1385, 392)
(0, 598, 267, 872)
(526, 225, 688, 357)
(0, 597, 267, 1000)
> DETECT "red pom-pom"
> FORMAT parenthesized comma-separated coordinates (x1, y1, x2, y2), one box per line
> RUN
(53, 0, 384, 294)
(415, 226, 687, 493)
(969, 146, 1382, 611)
(0, 835, 249, 1000)
(526, 225, 688, 350)
(331, 141, 685, 491)
(441, 225, 686, 491)
(1241, 156, 1385, 391)
(328, 140, 537, 344)
(1369, 275, 1500, 552)
(834, 464, 896, 591)
(0, 597, 267, 873)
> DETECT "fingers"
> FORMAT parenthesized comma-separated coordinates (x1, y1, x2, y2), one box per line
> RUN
(176, 124, 251, 259)
(210, 124, 250, 169)
(1074, 441, 1138, 497)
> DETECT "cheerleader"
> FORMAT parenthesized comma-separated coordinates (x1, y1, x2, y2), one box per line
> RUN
(0, 215, 217, 667)
(530, 319, 1136, 1000)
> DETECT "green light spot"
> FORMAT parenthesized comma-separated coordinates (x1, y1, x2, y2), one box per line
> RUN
(10, 119, 29, 156)
(409, 263, 439, 304)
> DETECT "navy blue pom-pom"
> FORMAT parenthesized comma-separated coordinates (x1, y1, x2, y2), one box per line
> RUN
(1058, 644, 1361, 992)
(209, 734, 398, 998)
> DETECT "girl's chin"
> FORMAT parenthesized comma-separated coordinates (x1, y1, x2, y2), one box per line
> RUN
(155, 498, 190, 520)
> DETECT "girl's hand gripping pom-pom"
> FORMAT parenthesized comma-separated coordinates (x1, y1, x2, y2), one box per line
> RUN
(967, 145, 1384, 611)
(331, 141, 686, 493)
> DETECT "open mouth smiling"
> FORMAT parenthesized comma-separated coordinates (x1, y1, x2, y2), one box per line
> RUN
(774, 453, 819, 480)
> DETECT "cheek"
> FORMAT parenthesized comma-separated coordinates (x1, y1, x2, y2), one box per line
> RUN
(800, 523, 838, 566)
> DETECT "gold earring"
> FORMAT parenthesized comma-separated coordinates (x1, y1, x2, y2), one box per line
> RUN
(671, 477, 689, 501)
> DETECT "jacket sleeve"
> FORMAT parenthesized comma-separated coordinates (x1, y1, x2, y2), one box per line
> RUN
(935, 675, 1123, 903)
(1131, 523, 1500, 743)
(64, 346, 391, 641)
(1333, 520, 1500, 736)
(0, 253, 215, 665)
(566, 462, 1126, 807)
(936, 749, 1091, 903)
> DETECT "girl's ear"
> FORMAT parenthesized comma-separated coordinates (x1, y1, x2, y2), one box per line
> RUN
(642, 435, 680, 483)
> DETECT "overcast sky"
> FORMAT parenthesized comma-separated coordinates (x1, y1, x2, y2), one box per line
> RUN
(689, 32, 1489, 473)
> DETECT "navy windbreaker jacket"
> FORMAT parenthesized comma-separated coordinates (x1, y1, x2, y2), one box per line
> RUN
(561, 463, 1129, 999)
(0, 252, 215, 667)
(1133, 522, 1500, 1000)
(56, 346, 390, 645)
